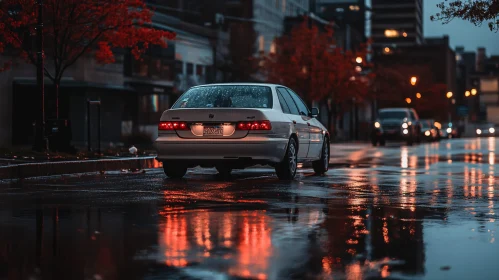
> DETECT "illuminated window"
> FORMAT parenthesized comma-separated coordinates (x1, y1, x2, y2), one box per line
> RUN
(349, 5, 360, 11)
(270, 40, 276, 54)
(384, 29, 399, 37)
(259, 35, 265, 52)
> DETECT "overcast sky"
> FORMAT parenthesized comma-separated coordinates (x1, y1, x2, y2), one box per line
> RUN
(424, 0, 499, 55)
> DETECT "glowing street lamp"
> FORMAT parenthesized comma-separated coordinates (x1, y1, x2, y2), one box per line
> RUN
(356, 57, 363, 64)
(410, 76, 417, 86)
(446, 91, 453, 98)
(416, 92, 421, 99)
(406, 97, 412, 104)
(471, 88, 477, 95)
(465, 90, 470, 97)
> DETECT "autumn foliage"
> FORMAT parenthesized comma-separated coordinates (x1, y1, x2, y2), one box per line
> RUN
(431, 0, 499, 32)
(0, 0, 175, 113)
(372, 64, 450, 121)
(263, 17, 372, 106)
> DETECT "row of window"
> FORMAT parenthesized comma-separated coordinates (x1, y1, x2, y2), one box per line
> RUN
(132, 58, 209, 81)
(276, 87, 310, 116)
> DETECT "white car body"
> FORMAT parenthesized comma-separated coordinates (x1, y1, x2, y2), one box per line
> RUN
(154, 83, 330, 179)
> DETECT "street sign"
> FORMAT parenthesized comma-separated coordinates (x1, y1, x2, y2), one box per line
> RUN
(457, 105, 469, 116)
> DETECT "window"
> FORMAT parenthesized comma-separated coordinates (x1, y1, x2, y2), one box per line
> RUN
(379, 111, 407, 119)
(276, 89, 291, 114)
(277, 88, 299, 115)
(285, 88, 310, 116)
(172, 85, 273, 109)
(409, 111, 417, 120)
(196, 65, 203, 76)
(187, 63, 194, 75)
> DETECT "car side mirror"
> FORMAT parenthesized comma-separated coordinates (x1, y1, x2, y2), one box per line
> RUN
(311, 107, 319, 118)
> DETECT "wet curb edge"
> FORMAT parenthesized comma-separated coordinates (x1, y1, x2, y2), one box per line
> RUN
(0, 157, 158, 180)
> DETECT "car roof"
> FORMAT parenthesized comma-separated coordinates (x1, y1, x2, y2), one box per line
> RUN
(379, 108, 411, 112)
(190, 83, 284, 88)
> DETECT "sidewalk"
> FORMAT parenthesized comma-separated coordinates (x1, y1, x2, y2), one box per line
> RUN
(0, 143, 370, 180)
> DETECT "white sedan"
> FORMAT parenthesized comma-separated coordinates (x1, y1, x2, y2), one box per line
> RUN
(154, 83, 330, 180)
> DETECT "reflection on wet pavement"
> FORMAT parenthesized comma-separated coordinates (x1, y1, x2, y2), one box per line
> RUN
(0, 138, 498, 279)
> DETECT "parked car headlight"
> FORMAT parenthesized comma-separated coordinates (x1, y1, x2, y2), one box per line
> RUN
(447, 128, 452, 133)
(374, 122, 380, 128)
(425, 131, 430, 136)
(476, 129, 482, 135)
(490, 127, 495, 133)
(402, 123, 408, 129)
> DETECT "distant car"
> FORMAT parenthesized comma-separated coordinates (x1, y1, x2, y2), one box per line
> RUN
(420, 119, 439, 142)
(154, 83, 330, 180)
(443, 123, 459, 138)
(475, 122, 496, 137)
(371, 108, 422, 146)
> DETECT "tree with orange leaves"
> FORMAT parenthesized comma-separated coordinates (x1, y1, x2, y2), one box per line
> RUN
(263, 17, 372, 131)
(372, 64, 450, 121)
(0, 0, 175, 117)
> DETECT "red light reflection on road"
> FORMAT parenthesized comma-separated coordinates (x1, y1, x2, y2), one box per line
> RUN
(159, 207, 272, 279)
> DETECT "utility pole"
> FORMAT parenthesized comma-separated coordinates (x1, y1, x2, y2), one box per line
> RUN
(34, 0, 46, 151)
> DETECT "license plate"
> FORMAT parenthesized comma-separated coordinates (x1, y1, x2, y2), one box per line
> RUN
(203, 126, 223, 136)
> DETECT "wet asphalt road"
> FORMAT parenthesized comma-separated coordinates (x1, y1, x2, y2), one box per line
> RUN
(0, 138, 498, 280)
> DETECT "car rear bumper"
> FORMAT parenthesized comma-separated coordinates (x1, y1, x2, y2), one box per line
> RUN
(154, 134, 288, 165)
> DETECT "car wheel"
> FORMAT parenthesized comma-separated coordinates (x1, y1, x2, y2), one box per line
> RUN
(276, 138, 298, 180)
(216, 166, 232, 179)
(163, 164, 187, 179)
(407, 136, 413, 146)
(313, 137, 329, 175)
(379, 138, 386, 146)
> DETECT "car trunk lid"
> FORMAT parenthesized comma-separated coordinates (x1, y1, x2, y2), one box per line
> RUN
(160, 108, 271, 139)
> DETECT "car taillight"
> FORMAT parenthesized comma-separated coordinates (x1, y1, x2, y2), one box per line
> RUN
(158, 121, 189, 130)
(237, 120, 272, 130)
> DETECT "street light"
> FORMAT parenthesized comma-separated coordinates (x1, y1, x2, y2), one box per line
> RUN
(465, 90, 471, 97)
(356, 57, 363, 64)
(416, 92, 421, 99)
(446, 91, 453, 98)
(410, 76, 417, 86)
(471, 88, 477, 95)
(406, 97, 412, 104)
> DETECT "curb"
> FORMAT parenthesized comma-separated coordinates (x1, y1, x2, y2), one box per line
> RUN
(0, 157, 159, 180)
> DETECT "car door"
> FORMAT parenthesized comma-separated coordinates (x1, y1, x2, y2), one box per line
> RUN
(276, 87, 310, 160)
(285, 88, 323, 159)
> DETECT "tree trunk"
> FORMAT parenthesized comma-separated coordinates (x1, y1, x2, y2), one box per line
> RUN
(54, 79, 60, 119)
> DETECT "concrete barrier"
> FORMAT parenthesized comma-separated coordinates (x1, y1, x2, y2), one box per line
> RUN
(0, 156, 159, 180)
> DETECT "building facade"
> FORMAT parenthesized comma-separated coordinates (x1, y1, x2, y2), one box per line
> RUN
(1, 10, 218, 148)
(371, 0, 423, 56)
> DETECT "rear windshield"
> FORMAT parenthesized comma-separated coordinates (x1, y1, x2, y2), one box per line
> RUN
(172, 85, 273, 109)
(379, 111, 407, 119)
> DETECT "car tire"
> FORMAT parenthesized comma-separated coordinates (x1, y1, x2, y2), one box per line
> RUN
(379, 138, 386, 146)
(407, 136, 413, 146)
(216, 166, 232, 179)
(313, 137, 329, 175)
(276, 138, 298, 180)
(163, 164, 187, 179)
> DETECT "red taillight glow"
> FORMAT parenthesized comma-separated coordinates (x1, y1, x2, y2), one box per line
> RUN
(237, 120, 272, 130)
(158, 121, 188, 130)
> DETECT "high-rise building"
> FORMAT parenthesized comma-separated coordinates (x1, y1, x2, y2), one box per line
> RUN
(314, 0, 367, 51)
(371, 0, 423, 56)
